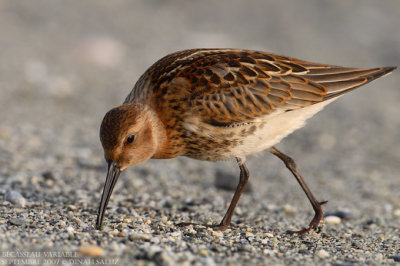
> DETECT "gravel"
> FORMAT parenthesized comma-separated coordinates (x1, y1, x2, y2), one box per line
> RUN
(0, 1, 399, 265)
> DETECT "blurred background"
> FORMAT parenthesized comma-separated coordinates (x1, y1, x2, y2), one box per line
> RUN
(0, 0, 399, 260)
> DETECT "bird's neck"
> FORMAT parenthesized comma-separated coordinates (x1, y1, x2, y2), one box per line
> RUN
(148, 109, 169, 159)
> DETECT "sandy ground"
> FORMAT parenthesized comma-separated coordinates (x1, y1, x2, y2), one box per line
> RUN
(0, 1, 399, 265)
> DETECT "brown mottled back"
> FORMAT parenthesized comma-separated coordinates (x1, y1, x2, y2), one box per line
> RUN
(125, 49, 395, 127)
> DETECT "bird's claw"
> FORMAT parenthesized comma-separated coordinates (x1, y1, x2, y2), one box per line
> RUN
(286, 200, 327, 235)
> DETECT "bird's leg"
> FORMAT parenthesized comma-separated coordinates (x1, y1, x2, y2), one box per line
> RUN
(214, 157, 250, 231)
(177, 157, 249, 231)
(270, 147, 327, 235)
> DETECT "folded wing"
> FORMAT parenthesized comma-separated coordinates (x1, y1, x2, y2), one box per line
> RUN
(176, 50, 395, 126)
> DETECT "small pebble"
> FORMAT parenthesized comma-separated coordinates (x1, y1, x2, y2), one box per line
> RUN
(374, 253, 383, 261)
(199, 249, 208, 256)
(264, 233, 274, 238)
(151, 237, 160, 244)
(42, 171, 55, 180)
(171, 231, 181, 237)
(184, 226, 197, 234)
(366, 216, 385, 227)
(79, 222, 88, 228)
(283, 204, 297, 215)
(9, 218, 25, 226)
(78, 244, 105, 257)
(57, 221, 66, 228)
(5, 191, 26, 207)
(325, 215, 341, 225)
(66, 226, 75, 234)
(389, 255, 400, 262)
(29, 176, 40, 184)
(111, 229, 119, 236)
(316, 249, 329, 259)
(109, 242, 120, 252)
(117, 232, 126, 237)
(68, 205, 77, 211)
(393, 209, 400, 217)
(129, 233, 151, 241)
(245, 232, 254, 238)
(122, 218, 131, 223)
(325, 210, 354, 220)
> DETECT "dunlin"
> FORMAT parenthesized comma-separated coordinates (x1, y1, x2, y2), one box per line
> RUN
(96, 49, 396, 234)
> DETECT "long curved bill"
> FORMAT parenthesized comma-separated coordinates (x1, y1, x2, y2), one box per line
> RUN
(96, 161, 121, 229)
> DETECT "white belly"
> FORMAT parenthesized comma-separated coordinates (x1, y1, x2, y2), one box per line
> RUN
(229, 98, 337, 157)
(184, 97, 338, 160)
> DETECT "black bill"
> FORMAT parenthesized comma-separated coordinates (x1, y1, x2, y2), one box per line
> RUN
(96, 161, 121, 229)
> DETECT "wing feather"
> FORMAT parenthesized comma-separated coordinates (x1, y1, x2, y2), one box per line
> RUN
(129, 49, 396, 126)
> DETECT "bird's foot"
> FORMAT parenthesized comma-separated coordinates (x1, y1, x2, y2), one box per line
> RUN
(286, 200, 327, 235)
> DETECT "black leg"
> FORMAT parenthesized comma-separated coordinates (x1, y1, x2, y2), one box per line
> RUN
(270, 147, 327, 235)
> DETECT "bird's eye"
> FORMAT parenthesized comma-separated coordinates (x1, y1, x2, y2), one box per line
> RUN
(126, 134, 135, 144)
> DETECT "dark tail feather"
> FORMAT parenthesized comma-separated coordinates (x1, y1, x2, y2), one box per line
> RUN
(307, 66, 397, 100)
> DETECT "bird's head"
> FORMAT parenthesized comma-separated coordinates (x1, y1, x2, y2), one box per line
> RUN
(96, 103, 166, 228)
(100, 103, 162, 171)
